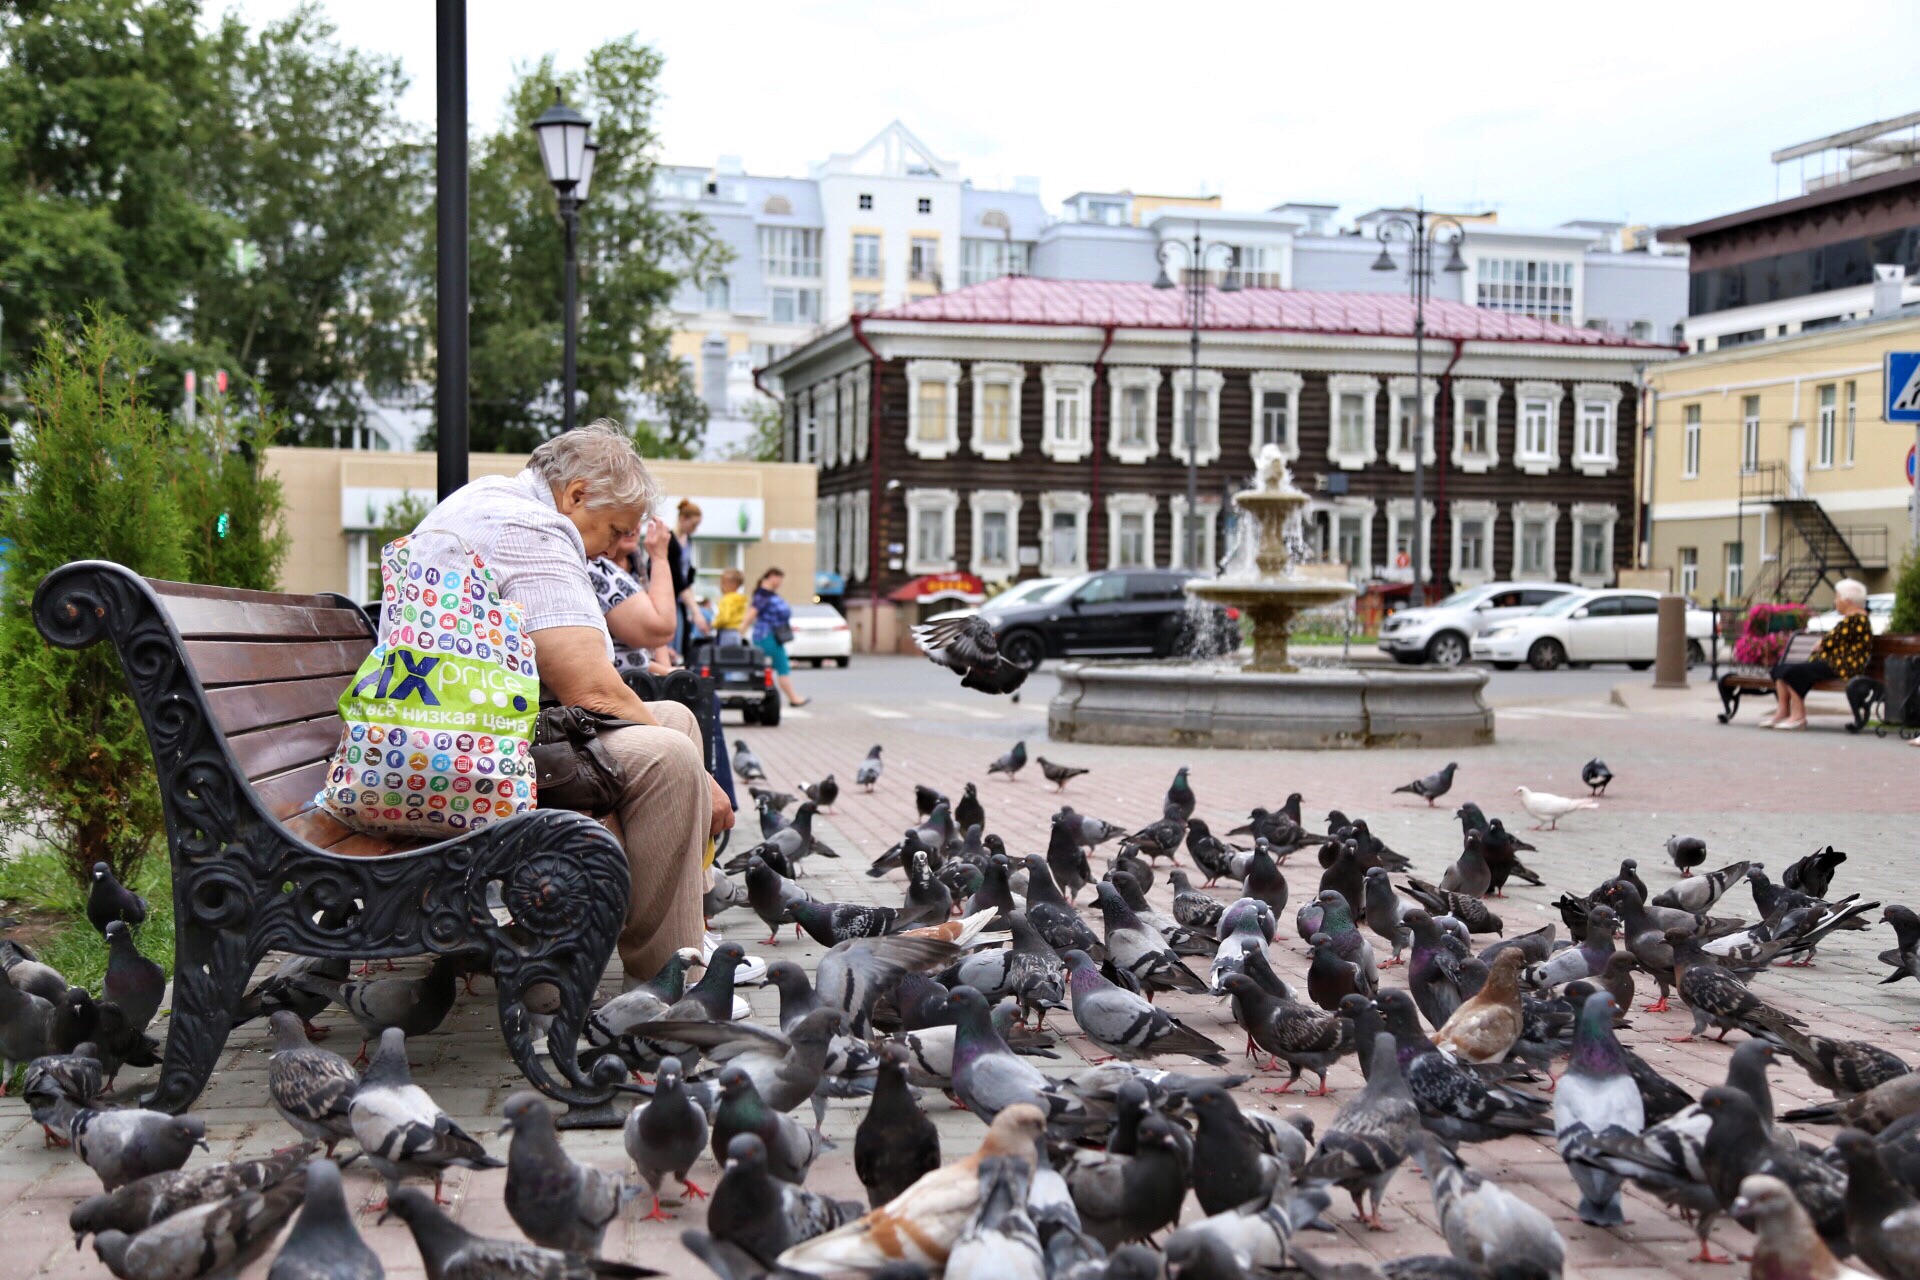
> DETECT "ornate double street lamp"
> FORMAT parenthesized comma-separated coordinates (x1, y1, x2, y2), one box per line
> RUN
(1371, 208, 1466, 602)
(531, 93, 599, 431)
(1155, 228, 1240, 571)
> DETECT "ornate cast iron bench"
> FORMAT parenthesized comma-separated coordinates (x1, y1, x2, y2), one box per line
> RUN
(1716, 628, 1920, 732)
(33, 560, 700, 1117)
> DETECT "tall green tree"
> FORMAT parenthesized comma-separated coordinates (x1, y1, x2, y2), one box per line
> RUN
(451, 37, 722, 456)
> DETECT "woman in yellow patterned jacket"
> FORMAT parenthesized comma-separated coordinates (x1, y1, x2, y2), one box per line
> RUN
(1764, 577, 1873, 730)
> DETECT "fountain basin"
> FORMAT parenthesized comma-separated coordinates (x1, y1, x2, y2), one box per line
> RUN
(1048, 659, 1494, 750)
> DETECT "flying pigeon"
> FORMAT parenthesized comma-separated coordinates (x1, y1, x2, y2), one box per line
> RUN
(912, 615, 1030, 695)
(1393, 763, 1457, 806)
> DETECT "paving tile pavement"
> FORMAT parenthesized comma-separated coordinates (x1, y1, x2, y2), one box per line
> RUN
(8, 657, 1920, 1277)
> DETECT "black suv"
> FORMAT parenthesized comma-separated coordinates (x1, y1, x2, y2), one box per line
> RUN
(978, 570, 1240, 670)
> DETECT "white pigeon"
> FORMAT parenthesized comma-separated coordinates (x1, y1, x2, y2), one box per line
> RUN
(1514, 785, 1599, 831)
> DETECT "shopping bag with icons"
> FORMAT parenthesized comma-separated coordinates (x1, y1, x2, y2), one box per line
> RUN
(316, 529, 541, 841)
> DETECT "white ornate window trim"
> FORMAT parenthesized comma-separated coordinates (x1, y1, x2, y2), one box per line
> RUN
(817, 497, 838, 574)
(969, 362, 1025, 461)
(1451, 378, 1502, 474)
(1041, 364, 1097, 462)
(1039, 491, 1091, 576)
(1383, 498, 1434, 580)
(852, 373, 870, 462)
(1450, 500, 1498, 587)
(1168, 495, 1222, 572)
(1326, 373, 1380, 470)
(967, 489, 1022, 580)
(836, 492, 857, 579)
(848, 490, 869, 582)
(1308, 496, 1376, 581)
(1107, 367, 1161, 464)
(1570, 502, 1619, 589)
(801, 387, 822, 464)
(1573, 382, 1621, 477)
(837, 373, 858, 468)
(904, 487, 959, 575)
(1385, 375, 1439, 472)
(1508, 501, 1560, 582)
(1249, 371, 1303, 463)
(1105, 492, 1159, 570)
(905, 360, 961, 460)
(1168, 368, 1224, 468)
(1514, 380, 1564, 475)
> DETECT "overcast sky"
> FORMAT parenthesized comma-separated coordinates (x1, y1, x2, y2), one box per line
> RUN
(231, 0, 1914, 230)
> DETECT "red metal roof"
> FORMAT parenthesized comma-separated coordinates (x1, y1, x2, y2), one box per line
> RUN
(872, 277, 1663, 347)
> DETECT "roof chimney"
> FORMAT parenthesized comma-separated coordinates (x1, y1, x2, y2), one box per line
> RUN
(1873, 264, 1907, 318)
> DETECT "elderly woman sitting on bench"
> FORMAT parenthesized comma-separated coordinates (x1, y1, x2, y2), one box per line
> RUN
(1762, 577, 1874, 731)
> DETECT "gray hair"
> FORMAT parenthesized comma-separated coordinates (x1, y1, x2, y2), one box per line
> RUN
(526, 420, 657, 514)
(1834, 578, 1868, 606)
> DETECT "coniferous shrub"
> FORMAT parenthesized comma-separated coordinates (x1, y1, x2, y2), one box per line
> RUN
(1890, 544, 1920, 635)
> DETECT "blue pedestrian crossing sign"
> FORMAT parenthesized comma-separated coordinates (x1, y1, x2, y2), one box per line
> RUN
(1889, 351, 1920, 422)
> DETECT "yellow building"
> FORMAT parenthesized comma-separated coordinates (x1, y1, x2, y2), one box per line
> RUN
(267, 448, 818, 605)
(1643, 312, 1919, 605)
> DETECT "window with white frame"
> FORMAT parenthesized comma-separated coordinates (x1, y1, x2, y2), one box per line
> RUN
(759, 227, 822, 278)
(969, 363, 1023, 460)
(1108, 368, 1161, 463)
(1725, 541, 1744, 599)
(1514, 382, 1563, 474)
(817, 498, 838, 574)
(1168, 369, 1223, 467)
(1041, 365, 1096, 462)
(1683, 404, 1701, 478)
(848, 491, 869, 581)
(1106, 494, 1157, 570)
(1384, 499, 1432, 579)
(837, 374, 856, 467)
(905, 488, 958, 574)
(1571, 503, 1618, 588)
(1679, 547, 1698, 598)
(1451, 380, 1500, 472)
(820, 383, 840, 467)
(1741, 395, 1760, 474)
(769, 287, 820, 324)
(1573, 383, 1620, 475)
(1387, 376, 1438, 471)
(1844, 380, 1857, 465)
(837, 493, 857, 579)
(1169, 496, 1221, 571)
(703, 276, 730, 311)
(1509, 502, 1558, 580)
(853, 374, 870, 461)
(1307, 499, 1373, 579)
(1040, 492, 1091, 576)
(851, 234, 880, 277)
(905, 360, 960, 459)
(1474, 257, 1575, 323)
(1451, 501, 1496, 587)
(1249, 372, 1302, 461)
(1326, 374, 1379, 469)
(800, 389, 821, 463)
(968, 490, 1021, 579)
(1816, 384, 1836, 469)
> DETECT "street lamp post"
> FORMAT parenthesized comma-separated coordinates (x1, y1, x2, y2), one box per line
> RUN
(1371, 208, 1466, 604)
(531, 93, 597, 432)
(1154, 228, 1240, 572)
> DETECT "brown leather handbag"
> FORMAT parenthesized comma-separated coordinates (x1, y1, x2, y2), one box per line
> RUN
(531, 706, 640, 816)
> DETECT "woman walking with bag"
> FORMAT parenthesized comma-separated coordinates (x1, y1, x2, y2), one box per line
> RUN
(750, 568, 809, 708)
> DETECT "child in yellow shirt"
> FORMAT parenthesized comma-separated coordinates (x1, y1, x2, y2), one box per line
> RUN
(712, 567, 750, 641)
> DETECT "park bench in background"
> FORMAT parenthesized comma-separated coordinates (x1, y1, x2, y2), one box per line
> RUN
(32, 559, 703, 1116)
(1716, 628, 1920, 731)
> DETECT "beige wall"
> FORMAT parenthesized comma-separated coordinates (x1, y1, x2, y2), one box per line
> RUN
(267, 447, 817, 607)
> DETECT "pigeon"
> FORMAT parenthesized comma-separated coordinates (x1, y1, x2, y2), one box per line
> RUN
(733, 801, 841, 875)
(101, 921, 165, 1035)
(1400, 911, 1462, 1030)
(1781, 1070, 1920, 1131)
(1664, 834, 1707, 877)
(945, 1157, 1044, 1280)
(1412, 1131, 1566, 1280)
(1208, 899, 1276, 995)
(1222, 973, 1349, 1096)
(1397, 877, 1502, 935)
(233, 953, 350, 1040)
(348, 1028, 501, 1203)
(383, 1187, 661, 1279)
(707, 1133, 863, 1270)
(1299, 1033, 1421, 1230)
(1170, 870, 1224, 934)
(1240, 841, 1289, 917)
(1186, 1084, 1293, 1215)
(988, 740, 1028, 779)
(304, 953, 460, 1064)
(946, 986, 1083, 1122)
(855, 745, 884, 792)
(23, 1046, 104, 1145)
(1127, 810, 1187, 866)
(733, 739, 768, 782)
(1188, 820, 1245, 888)
(1783, 845, 1847, 898)
(1375, 991, 1551, 1147)
(1, 938, 69, 1005)
(1361, 869, 1415, 965)
(855, 1044, 940, 1210)
(1833, 1129, 1920, 1280)
(816, 933, 963, 1036)
(914, 616, 1029, 695)
(1513, 786, 1597, 831)
(624, 1055, 709, 1219)
(745, 857, 813, 946)
(1063, 1113, 1190, 1252)
(1393, 763, 1457, 807)
(1705, 1085, 1850, 1252)
(1581, 758, 1613, 796)
(49, 988, 159, 1085)
(786, 899, 903, 947)
(1653, 860, 1752, 914)
(1306, 934, 1367, 1013)
(87, 863, 149, 936)
(1092, 882, 1207, 997)
(1062, 949, 1228, 1064)
(92, 1181, 302, 1280)
(1669, 929, 1806, 1042)
(1432, 949, 1526, 1065)
(1772, 1024, 1913, 1100)
(1044, 819, 1095, 905)
(267, 1011, 359, 1156)
(65, 1104, 209, 1192)
(1037, 757, 1089, 791)
(1437, 834, 1491, 899)
(1525, 905, 1616, 991)
(1061, 806, 1124, 850)
(710, 1064, 825, 1185)
(0, 971, 53, 1090)
(775, 1103, 1047, 1275)
(267, 1158, 382, 1280)
(799, 774, 839, 812)
(955, 783, 985, 833)
(586, 948, 704, 1046)
(70, 1145, 313, 1246)
(503, 1090, 627, 1255)
(1554, 991, 1644, 1226)
(1728, 1174, 1875, 1280)
(956, 898, 1067, 1025)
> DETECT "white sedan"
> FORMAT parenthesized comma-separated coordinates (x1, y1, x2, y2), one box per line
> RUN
(1471, 588, 1712, 671)
(1809, 593, 1895, 634)
(784, 602, 852, 667)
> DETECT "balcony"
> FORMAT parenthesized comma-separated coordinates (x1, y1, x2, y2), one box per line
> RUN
(849, 258, 883, 280)
(761, 258, 821, 279)
(908, 263, 942, 287)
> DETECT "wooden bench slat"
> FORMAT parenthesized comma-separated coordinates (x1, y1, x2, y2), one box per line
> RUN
(227, 716, 343, 783)
(207, 676, 349, 737)
(185, 638, 372, 687)
(150, 579, 348, 610)
(252, 760, 332, 821)
(162, 595, 371, 643)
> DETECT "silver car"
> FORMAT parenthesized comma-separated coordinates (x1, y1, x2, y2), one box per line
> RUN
(1377, 582, 1575, 667)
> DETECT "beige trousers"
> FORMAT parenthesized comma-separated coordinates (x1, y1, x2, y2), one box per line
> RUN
(597, 701, 709, 979)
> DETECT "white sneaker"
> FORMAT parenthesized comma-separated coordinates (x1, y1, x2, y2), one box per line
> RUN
(704, 930, 769, 985)
(731, 994, 754, 1021)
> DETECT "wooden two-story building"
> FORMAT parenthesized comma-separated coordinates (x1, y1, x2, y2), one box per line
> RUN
(763, 277, 1670, 649)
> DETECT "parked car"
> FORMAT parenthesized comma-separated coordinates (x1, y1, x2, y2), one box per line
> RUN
(975, 569, 1240, 671)
(785, 602, 853, 667)
(1377, 581, 1576, 667)
(923, 577, 1065, 626)
(1470, 588, 1712, 671)
(1808, 592, 1896, 634)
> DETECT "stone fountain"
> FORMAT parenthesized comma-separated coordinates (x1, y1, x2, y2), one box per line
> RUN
(1048, 445, 1493, 750)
